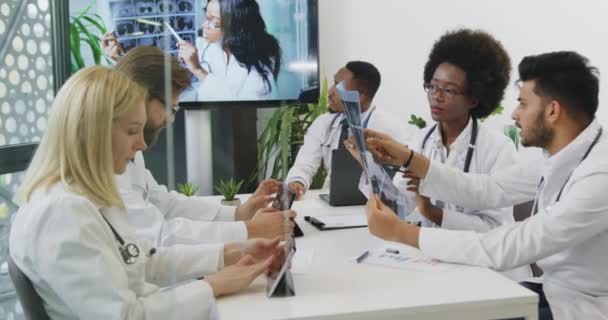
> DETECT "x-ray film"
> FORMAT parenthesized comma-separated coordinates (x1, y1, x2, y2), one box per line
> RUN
(336, 82, 406, 219)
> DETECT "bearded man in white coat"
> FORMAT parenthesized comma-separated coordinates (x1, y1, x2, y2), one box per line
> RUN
(108, 45, 294, 247)
(364, 51, 608, 320)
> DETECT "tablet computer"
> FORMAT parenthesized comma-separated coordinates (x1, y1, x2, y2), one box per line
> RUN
(266, 238, 296, 297)
(272, 183, 296, 210)
(273, 183, 303, 237)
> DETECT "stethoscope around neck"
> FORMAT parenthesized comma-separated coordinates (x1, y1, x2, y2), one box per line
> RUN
(101, 214, 156, 265)
(199, 42, 213, 74)
(320, 107, 375, 148)
(421, 116, 478, 173)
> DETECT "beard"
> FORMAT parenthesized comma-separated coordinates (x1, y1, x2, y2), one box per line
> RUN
(143, 125, 163, 148)
(521, 112, 554, 148)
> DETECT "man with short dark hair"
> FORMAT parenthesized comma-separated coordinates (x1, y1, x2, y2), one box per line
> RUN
(364, 51, 608, 319)
(286, 61, 409, 198)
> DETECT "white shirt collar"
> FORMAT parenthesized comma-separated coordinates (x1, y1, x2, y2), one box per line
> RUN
(432, 117, 475, 153)
(333, 105, 375, 128)
(543, 118, 602, 177)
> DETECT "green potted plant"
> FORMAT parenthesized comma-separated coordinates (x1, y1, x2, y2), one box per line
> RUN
(215, 178, 244, 206)
(253, 78, 329, 187)
(504, 124, 520, 150)
(176, 182, 200, 197)
(69, 1, 110, 72)
(408, 114, 427, 129)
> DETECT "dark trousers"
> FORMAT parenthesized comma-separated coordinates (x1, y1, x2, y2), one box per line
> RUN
(503, 281, 553, 320)
(519, 281, 553, 320)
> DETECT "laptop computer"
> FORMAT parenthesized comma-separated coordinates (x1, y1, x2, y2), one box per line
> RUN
(319, 148, 367, 206)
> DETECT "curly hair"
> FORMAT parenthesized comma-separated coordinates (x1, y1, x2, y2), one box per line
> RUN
(423, 29, 511, 118)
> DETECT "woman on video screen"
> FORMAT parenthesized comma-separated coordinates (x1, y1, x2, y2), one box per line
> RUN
(178, 0, 282, 101)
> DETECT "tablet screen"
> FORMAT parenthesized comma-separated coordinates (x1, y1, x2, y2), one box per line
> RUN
(272, 183, 296, 210)
(266, 239, 296, 297)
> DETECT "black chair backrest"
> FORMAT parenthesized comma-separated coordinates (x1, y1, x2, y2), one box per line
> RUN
(7, 256, 51, 320)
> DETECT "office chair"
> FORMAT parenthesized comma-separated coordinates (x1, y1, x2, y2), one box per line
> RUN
(7, 256, 50, 320)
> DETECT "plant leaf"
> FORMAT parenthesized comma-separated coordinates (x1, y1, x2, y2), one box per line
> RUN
(279, 108, 294, 179)
(254, 76, 329, 182)
(74, 18, 103, 64)
(75, 0, 95, 20)
(69, 23, 85, 70)
(82, 15, 107, 34)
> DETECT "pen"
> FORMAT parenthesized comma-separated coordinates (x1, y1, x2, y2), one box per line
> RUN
(164, 22, 183, 42)
(136, 18, 162, 27)
(355, 250, 369, 263)
(385, 248, 399, 254)
(304, 216, 325, 228)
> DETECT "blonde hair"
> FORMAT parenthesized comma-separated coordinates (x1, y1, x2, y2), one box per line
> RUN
(15, 66, 147, 208)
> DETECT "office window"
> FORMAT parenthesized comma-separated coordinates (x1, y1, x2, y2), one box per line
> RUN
(0, 1, 54, 318)
(0, 0, 54, 146)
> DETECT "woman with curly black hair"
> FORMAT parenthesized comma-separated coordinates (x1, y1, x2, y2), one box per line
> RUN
(178, 0, 282, 101)
(387, 29, 531, 282)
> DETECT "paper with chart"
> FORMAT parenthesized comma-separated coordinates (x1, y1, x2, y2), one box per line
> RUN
(357, 246, 464, 272)
(314, 214, 367, 228)
(336, 81, 407, 219)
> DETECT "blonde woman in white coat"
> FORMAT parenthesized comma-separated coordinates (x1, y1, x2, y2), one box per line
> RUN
(10, 66, 281, 320)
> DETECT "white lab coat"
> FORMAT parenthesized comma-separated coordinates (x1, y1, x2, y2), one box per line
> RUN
(360, 118, 531, 282)
(9, 183, 224, 320)
(396, 118, 520, 231)
(193, 37, 275, 101)
(417, 119, 608, 320)
(286, 108, 410, 191)
(116, 151, 248, 246)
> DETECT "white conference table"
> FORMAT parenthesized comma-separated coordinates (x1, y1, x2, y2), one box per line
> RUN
(214, 190, 538, 320)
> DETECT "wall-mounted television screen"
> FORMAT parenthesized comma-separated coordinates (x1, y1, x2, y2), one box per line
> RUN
(70, 0, 320, 107)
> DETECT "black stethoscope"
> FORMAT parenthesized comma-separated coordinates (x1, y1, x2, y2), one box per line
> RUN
(411, 117, 478, 213)
(101, 215, 156, 265)
(320, 107, 375, 148)
(200, 42, 213, 74)
(530, 127, 602, 217)
(421, 117, 478, 173)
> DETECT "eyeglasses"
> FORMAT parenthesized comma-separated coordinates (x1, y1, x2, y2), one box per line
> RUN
(203, 18, 221, 29)
(157, 98, 181, 115)
(202, 9, 221, 29)
(423, 83, 466, 98)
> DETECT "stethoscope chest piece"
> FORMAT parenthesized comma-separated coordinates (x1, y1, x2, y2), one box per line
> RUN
(122, 243, 140, 265)
(101, 213, 142, 265)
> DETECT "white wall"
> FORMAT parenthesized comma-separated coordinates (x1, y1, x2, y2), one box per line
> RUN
(318, 0, 608, 131)
(191, 0, 608, 193)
